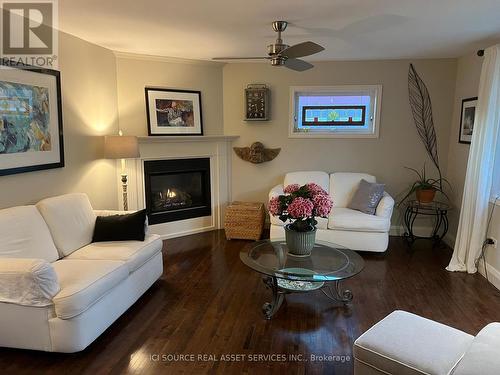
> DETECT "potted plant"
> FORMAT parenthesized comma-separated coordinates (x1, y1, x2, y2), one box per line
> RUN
(399, 165, 450, 205)
(268, 183, 333, 256)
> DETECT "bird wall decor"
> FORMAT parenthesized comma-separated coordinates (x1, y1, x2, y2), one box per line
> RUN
(233, 142, 281, 164)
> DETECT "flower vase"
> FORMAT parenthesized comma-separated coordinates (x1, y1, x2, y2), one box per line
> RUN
(285, 224, 316, 257)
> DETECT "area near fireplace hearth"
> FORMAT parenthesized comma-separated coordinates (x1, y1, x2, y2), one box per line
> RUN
(118, 135, 238, 239)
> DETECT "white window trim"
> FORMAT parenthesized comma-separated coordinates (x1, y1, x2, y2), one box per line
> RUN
(288, 85, 383, 139)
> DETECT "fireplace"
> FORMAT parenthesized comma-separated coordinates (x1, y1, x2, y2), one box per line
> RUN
(144, 158, 211, 225)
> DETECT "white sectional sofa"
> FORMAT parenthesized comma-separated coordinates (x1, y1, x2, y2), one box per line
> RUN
(0, 193, 163, 353)
(269, 171, 394, 252)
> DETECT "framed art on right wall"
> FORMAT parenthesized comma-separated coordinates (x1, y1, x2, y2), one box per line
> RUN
(459, 97, 478, 144)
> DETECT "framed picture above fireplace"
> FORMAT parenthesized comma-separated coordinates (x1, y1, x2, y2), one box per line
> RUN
(145, 88, 203, 136)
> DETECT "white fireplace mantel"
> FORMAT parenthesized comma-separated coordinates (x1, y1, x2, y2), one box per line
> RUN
(118, 135, 239, 239)
(138, 135, 239, 143)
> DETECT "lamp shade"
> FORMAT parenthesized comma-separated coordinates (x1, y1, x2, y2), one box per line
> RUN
(104, 135, 140, 159)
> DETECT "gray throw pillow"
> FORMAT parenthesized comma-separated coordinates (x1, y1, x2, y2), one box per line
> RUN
(348, 179, 385, 215)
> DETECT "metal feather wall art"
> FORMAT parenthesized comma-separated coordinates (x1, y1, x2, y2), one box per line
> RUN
(408, 63, 443, 187)
(233, 142, 281, 164)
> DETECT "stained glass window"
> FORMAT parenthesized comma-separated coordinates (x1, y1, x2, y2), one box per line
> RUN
(290, 85, 382, 138)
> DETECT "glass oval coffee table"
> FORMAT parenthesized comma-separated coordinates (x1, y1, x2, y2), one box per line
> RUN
(240, 239, 365, 319)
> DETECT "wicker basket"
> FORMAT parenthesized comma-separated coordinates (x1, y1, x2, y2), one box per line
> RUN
(224, 201, 265, 240)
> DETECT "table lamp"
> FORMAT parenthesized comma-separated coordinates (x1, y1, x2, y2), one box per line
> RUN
(104, 131, 140, 211)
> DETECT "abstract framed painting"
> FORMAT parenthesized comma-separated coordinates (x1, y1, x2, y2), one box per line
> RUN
(459, 97, 478, 144)
(145, 88, 203, 136)
(0, 65, 64, 176)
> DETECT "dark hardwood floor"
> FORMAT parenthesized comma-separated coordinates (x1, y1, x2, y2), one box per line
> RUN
(2, 231, 500, 374)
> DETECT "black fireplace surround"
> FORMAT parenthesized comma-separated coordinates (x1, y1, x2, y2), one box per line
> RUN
(144, 158, 211, 225)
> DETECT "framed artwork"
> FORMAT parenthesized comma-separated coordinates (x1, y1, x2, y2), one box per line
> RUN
(0, 65, 64, 176)
(459, 97, 478, 144)
(145, 88, 203, 136)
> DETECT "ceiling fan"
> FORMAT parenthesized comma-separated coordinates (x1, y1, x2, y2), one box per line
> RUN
(213, 21, 325, 71)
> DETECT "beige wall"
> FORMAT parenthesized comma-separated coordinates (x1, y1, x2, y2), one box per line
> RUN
(0, 32, 119, 209)
(485, 202, 500, 281)
(445, 53, 482, 238)
(115, 55, 223, 136)
(223, 60, 457, 227)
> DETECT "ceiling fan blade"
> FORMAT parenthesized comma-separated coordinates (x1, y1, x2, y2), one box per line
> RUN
(284, 58, 313, 72)
(212, 57, 268, 60)
(280, 41, 324, 59)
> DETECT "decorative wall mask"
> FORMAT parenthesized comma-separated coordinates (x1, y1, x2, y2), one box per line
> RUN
(233, 142, 280, 164)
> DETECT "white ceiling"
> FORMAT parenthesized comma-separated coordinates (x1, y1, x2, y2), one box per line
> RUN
(59, 0, 500, 61)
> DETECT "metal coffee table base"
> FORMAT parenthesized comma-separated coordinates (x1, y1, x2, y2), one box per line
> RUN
(262, 276, 353, 319)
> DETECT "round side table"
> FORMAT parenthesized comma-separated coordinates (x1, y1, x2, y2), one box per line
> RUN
(403, 200, 451, 246)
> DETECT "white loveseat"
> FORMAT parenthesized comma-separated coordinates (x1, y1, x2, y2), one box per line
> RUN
(0, 193, 163, 353)
(269, 171, 394, 252)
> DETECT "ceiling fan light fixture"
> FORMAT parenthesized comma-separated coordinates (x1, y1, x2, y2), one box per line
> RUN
(270, 56, 286, 66)
(271, 21, 288, 33)
(267, 43, 288, 56)
(212, 20, 324, 71)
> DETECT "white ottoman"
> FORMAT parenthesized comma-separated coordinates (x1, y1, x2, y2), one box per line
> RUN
(353, 310, 474, 375)
(452, 322, 500, 375)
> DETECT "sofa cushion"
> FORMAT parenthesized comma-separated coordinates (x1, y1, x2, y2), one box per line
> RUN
(0, 258, 60, 307)
(354, 310, 473, 375)
(67, 234, 163, 273)
(0, 206, 59, 262)
(328, 208, 390, 232)
(330, 173, 376, 208)
(52, 259, 128, 319)
(284, 171, 330, 192)
(93, 209, 147, 242)
(453, 323, 500, 375)
(36, 194, 96, 257)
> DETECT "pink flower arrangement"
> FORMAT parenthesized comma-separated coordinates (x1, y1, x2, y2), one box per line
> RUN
(283, 184, 300, 194)
(312, 193, 333, 217)
(287, 197, 314, 218)
(306, 182, 328, 196)
(268, 196, 280, 216)
(268, 183, 333, 232)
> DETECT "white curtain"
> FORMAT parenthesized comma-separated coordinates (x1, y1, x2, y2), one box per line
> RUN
(447, 44, 500, 273)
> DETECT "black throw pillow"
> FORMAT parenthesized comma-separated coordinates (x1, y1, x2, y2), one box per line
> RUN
(92, 209, 147, 242)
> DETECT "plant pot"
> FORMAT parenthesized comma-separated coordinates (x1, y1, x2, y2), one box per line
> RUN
(284, 224, 316, 257)
(416, 188, 436, 203)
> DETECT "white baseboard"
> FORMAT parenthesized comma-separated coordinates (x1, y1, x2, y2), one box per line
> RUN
(154, 225, 217, 240)
(389, 225, 404, 236)
(442, 232, 500, 290)
(390, 224, 457, 249)
(389, 225, 439, 237)
(443, 232, 456, 248)
(478, 260, 500, 290)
